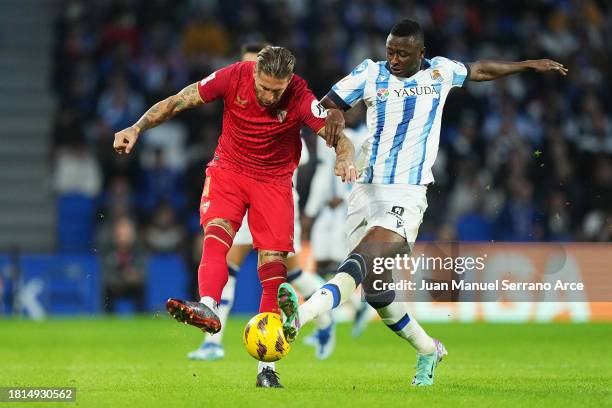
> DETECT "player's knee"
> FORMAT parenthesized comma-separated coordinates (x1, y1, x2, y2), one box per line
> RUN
(353, 226, 410, 260)
(205, 218, 236, 238)
(337, 252, 370, 286)
(362, 268, 396, 308)
(203, 220, 235, 256)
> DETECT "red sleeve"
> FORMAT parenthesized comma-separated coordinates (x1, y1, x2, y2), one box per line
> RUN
(197, 63, 238, 103)
(298, 85, 326, 133)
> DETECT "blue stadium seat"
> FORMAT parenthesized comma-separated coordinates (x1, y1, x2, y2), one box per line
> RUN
(56, 193, 97, 252)
(146, 254, 189, 312)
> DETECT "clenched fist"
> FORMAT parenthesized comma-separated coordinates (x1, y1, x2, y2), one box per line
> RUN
(113, 125, 140, 155)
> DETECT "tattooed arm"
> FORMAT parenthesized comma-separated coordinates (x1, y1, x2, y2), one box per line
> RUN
(113, 83, 203, 154)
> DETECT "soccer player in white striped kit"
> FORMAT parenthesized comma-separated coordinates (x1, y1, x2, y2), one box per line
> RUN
(278, 19, 567, 386)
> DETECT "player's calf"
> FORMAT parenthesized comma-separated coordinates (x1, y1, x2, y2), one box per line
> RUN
(295, 253, 368, 328)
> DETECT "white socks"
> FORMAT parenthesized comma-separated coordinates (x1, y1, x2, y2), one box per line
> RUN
(204, 276, 235, 345)
(258, 361, 275, 373)
(376, 302, 435, 354)
(298, 272, 357, 325)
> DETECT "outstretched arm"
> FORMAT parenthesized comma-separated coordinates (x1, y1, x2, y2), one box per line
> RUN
(113, 82, 204, 154)
(468, 59, 568, 82)
(317, 127, 357, 183)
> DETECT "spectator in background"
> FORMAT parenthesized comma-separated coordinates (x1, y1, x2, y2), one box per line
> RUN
(139, 22, 189, 104)
(99, 175, 135, 220)
(99, 215, 147, 313)
(495, 180, 542, 242)
(181, 9, 231, 70)
(49, 0, 612, 245)
(53, 138, 102, 198)
(51, 106, 86, 149)
(144, 201, 186, 254)
(96, 73, 144, 133)
(139, 148, 185, 215)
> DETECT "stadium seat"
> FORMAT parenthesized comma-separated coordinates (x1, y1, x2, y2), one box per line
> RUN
(146, 254, 189, 312)
(56, 193, 97, 252)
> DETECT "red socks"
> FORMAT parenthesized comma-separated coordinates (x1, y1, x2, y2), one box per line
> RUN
(257, 261, 287, 314)
(198, 225, 233, 303)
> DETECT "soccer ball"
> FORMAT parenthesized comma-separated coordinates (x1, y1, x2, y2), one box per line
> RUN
(243, 312, 290, 362)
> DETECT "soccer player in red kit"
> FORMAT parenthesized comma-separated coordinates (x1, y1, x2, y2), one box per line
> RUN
(113, 46, 355, 387)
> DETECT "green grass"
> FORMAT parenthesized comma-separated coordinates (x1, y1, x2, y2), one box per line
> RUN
(0, 317, 611, 407)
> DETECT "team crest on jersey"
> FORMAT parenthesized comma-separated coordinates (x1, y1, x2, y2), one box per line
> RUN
(376, 88, 389, 102)
(277, 110, 288, 123)
(430, 69, 443, 82)
(235, 95, 249, 106)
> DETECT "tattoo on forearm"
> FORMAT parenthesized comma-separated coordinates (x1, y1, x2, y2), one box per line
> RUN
(135, 83, 202, 131)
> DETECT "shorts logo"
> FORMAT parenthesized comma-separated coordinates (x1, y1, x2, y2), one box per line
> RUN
(391, 206, 404, 216)
(387, 206, 405, 228)
(376, 88, 389, 102)
(200, 71, 217, 86)
(277, 110, 288, 123)
(200, 201, 210, 214)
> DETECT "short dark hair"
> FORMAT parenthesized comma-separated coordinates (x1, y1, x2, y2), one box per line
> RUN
(390, 19, 424, 44)
(256, 46, 296, 79)
(240, 41, 271, 56)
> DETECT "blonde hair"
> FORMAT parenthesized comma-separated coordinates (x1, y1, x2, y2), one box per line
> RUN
(256, 46, 296, 79)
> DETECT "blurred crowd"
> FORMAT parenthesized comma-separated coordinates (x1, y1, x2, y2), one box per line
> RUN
(49, 0, 612, 304)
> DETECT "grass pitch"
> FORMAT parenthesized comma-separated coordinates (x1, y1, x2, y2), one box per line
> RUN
(1, 316, 611, 407)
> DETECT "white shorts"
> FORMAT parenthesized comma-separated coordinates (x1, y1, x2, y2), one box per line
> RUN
(311, 205, 348, 262)
(233, 188, 302, 253)
(345, 183, 428, 252)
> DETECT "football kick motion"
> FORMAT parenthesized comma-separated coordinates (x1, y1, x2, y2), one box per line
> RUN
(188, 43, 335, 362)
(113, 46, 356, 388)
(278, 19, 568, 386)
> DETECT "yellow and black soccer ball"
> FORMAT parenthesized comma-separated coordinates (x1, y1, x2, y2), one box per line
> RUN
(243, 312, 290, 362)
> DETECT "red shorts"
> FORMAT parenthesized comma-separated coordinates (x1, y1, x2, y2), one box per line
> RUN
(199, 166, 294, 252)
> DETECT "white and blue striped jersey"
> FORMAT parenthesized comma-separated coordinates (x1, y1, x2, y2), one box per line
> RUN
(327, 57, 469, 185)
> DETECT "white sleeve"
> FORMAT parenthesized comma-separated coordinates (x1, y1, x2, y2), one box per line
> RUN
(327, 59, 371, 110)
(431, 56, 469, 88)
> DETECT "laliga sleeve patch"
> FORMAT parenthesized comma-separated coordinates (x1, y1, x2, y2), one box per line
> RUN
(311, 100, 327, 118)
(200, 71, 217, 86)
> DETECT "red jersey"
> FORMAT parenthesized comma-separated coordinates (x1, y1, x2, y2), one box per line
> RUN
(197, 61, 326, 186)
